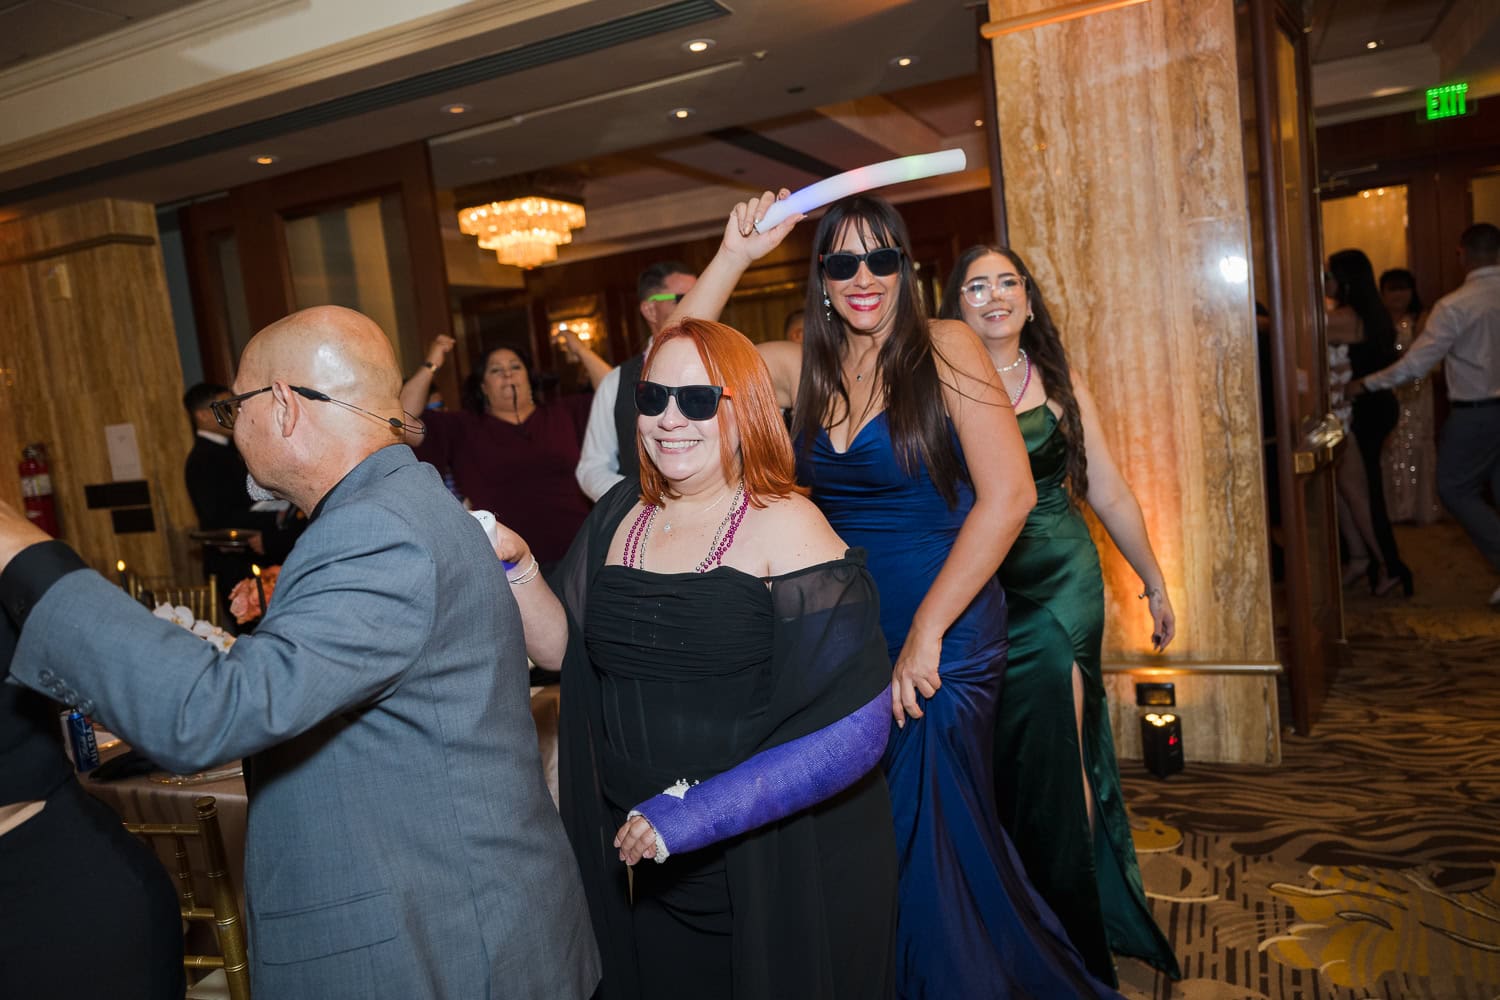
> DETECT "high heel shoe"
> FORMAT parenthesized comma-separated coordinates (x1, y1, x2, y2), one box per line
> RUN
(1372, 563, 1414, 598)
(1342, 558, 1372, 588)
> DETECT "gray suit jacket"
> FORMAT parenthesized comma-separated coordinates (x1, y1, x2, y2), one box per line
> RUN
(11, 445, 599, 999)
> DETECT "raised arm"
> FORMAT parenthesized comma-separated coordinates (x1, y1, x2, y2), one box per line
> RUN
(891, 320, 1036, 724)
(666, 190, 804, 329)
(1075, 380, 1175, 650)
(575, 368, 625, 502)
(757, 339, 803, 410)
(398, 335, 455, 446)
(560, 328, 613, 389)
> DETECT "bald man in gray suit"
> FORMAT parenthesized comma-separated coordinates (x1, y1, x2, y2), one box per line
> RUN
(0, 307, 599, 999)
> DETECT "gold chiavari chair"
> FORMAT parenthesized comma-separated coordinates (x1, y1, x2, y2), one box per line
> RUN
(127, 575, 220, 627)
(125, 796, 250, 1000)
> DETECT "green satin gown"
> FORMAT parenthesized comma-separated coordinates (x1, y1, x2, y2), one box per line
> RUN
(995, 405, 1180, 986)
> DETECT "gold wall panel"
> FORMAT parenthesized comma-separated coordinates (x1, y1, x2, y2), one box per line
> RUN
(0, 199, 196, 584)
(988, 0, 1279, 762)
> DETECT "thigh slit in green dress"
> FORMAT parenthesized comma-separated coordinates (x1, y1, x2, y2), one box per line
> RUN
(995, 405, 1180, 986)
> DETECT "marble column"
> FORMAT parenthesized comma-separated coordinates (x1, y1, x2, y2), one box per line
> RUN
(986, 0, 1280, 763)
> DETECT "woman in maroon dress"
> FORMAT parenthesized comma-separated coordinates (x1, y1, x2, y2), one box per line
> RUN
(400, 336, 592, 568)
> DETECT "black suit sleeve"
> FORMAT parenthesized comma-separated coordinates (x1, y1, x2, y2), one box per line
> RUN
(0, 541, 89, 633)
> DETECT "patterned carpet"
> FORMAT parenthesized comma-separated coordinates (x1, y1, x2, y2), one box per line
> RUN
(1115, 522, 1500, 1000)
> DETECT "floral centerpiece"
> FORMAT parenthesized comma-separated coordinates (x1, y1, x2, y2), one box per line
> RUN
(228, 565, 281, 624)
(152, 603, 235, 653)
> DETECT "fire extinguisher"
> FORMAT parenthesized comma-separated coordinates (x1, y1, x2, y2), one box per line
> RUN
(20, 443, 60, 537)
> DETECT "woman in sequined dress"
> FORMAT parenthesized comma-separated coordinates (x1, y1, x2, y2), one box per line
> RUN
(1379, 269, 1442, 524)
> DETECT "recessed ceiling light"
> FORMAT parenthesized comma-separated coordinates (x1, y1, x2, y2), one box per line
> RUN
(251, 154, 277, 165)
(891, 55, 917, 68)
(1365, 40, 1379, 49)
(683, 38, 715, 54)
(442, 102, 471, 115)
(669, 107, 694, 120)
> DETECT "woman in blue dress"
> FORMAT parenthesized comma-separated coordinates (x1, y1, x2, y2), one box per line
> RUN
(672, 190, 1119, 998)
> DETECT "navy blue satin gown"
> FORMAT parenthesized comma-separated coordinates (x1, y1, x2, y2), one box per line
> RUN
(802, 413, 1120, 999)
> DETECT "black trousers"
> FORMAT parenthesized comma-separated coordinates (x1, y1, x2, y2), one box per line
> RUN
(0, 779, 184, 1000)
(1352, 391, 1405, 573)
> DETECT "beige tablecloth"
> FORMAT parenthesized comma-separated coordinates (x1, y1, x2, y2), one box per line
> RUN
(82, 686, 562, 905)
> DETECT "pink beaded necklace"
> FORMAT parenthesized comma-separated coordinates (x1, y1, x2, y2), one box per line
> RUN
(623, 482, 749, 572)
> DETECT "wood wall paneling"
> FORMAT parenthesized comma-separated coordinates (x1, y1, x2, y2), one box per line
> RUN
(988, 0, 1279, 762)
(183, 142, 454, 395)
(1317, 108, 1500, 302)
(0, 199, 197, 583)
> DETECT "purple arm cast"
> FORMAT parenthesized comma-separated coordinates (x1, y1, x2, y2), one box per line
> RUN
(630, 691, 889, 861)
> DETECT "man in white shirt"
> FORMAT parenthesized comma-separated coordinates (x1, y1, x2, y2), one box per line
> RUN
(574, 261, 697, 501)
(1355, 223, 1500, 602)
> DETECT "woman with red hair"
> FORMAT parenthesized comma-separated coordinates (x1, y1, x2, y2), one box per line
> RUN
(488, 318, 898, 999)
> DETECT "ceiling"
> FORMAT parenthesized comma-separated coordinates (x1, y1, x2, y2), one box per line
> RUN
(0, 0, 199, 72)
(0, 0, 1494, 268)
(1307, 0, 1456, 62)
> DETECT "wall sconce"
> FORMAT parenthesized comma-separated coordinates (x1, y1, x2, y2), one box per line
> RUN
(552, 318, 594, 344)
(1140, 712, 1184, 779)
(551, 318, 601, 363)
(1136, 680, 1182, 778)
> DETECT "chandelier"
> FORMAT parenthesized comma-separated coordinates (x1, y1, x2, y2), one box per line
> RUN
(458, 196, 586, 269)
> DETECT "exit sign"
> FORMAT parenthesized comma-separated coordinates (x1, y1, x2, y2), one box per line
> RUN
(1426, 83, 1470, 120)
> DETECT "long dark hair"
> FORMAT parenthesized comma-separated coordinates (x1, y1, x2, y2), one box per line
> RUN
(1378, 268, 1424, 317)
(1328, 249, 1398, 374)
(939, 245, 1088, 500)
(793, 196, 967, 505)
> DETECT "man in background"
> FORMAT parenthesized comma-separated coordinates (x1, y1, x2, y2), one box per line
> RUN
(574, 260, 696, 500)
(183, 382, 301, 595)
(0, 306, 599, 999)
(1354, 223, 1500, 605)
(783, 307, 805, 344)
(183, 381, 255, 532)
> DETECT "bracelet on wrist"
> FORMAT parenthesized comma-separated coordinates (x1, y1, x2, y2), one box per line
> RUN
(507, 556, 540, 586)
(1138, 585, 1164, 600)
(422, 361, 438, 372)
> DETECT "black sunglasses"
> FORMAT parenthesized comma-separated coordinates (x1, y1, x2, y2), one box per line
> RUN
(819, 247, 904, 281)
(635, 381, 732, 421)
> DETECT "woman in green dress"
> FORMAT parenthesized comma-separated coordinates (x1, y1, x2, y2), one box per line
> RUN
(939, 245, 1181, 987)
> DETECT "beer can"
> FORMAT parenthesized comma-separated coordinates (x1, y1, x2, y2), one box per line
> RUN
(66, 710, 100, 772)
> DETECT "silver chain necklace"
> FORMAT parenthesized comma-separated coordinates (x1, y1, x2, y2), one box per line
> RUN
(660, 483, 733, 534)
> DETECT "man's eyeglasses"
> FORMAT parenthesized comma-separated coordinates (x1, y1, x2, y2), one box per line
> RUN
(644, 293, 685, 304)
(820, 248, 904, 281)
(961, 274, 1029, 307)
(211, 385, 416, 434)
(635, 381, 731, 421)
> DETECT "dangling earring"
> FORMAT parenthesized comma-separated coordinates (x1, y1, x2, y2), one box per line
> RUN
(823, 287, 832, 323)
(1027, 307, 1035, 323)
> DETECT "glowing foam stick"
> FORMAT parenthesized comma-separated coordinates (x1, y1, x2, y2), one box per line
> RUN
(755, 149, 969, 232)
(471, 509, 516, 570)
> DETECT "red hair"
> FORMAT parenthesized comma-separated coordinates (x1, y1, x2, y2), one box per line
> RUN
(636, 318, 806, 508)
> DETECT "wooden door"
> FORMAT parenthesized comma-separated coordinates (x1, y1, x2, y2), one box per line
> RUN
(1248, 0, 1346, 734)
